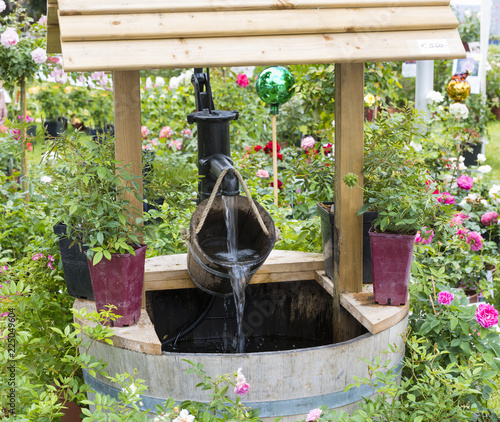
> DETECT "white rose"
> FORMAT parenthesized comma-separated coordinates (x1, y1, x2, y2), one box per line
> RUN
(426, 90, 444, 104)
(477, 153, 486, 162)
(478, 165, 492, 173)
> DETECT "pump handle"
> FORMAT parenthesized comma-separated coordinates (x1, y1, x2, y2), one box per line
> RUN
(192, 68, 215, 113)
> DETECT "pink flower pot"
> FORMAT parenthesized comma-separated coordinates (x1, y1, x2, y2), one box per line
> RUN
(369, 228, 415, 306)
(87, 245, 147, 327)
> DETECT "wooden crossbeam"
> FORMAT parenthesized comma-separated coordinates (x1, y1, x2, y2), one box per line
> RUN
(58, 0, 451, 15)
(144, 250, 324, 291)
(59, 7, 458, 42)
(60, 29, 464, 71)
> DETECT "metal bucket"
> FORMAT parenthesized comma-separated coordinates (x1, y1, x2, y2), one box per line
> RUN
(187, 195, 275, 296)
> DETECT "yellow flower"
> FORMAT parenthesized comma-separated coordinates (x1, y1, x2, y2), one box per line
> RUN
(364, 93, 375, 107)
(28, 86, 41, 95)
(64, 86, 73, 94)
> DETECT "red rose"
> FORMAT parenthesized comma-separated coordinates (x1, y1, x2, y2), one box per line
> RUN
(254, 145, 263, 152)
(271, 179, 283, 189)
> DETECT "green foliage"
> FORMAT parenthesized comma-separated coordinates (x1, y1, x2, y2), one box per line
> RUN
(33, 133, 143, 264)
(361, 107, 437, 234)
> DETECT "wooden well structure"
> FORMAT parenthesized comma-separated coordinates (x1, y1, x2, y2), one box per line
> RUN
(47, 0, 465, 419)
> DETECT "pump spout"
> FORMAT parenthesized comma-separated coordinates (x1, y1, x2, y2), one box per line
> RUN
(200, 153, 239, 197)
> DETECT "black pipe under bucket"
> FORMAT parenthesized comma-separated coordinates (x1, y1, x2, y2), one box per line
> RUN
(187, 195, 275, 296)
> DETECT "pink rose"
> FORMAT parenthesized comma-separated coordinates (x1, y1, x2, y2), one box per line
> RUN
(437, 192, 455, 205)
(32, 253, 44, 261)
(475, 303, 499, 328)
(450, 212, 469, 227)
(0, 1, 6, 13)
(415, 228, 434, 245)
(50, 68, 68, 84)
(159, 126, 172, 139)
(168, 139, 182, 151)
(1, 27, 19, 47)
(236, 73, 249, 88)
(141, 126, 149, 138)
(301, 136, 316, 151)
(256, 169, 270, 178)
(31, 47, 47, 64)
(437, 291, 454, 305)
(38, 15, 47, 25)
(466, 231, 483, 251)
(456, 227, 469, 239)
(306, 408, 322, 422)
(481, 211, 499, 226)
(234, 381, 250, 395)
(181, 128, 192, 137)
(142, 144, 153, 151)
(150, 138, 158, 146)
(457, 174, 473, 190)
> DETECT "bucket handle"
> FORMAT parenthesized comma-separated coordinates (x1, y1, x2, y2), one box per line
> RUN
(195, 167, 270, 237)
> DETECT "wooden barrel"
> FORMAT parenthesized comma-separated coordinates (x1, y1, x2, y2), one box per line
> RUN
(82, 316, 408, 421)
(187, 195, 276, 296)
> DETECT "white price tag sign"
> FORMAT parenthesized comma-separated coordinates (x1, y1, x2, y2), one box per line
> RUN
(417, 39, 450, 54)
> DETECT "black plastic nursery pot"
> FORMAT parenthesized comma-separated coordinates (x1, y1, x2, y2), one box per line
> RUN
(87, 245, 147, 327)
(369, 227, 415, 306)
(317, 202, 378, 283)
(53, 224, 94, 300)
(43, 117, 68, 138)
(462, 141, 482, 167)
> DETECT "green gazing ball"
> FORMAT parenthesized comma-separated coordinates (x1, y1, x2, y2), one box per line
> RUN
(256, 66, 295, 114)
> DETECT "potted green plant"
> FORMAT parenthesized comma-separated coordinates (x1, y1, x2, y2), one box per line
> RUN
(345, 108, 437, 305)
(38, 132, 145, 326)
(86, 89, 114, 140)
(33, 83, 69, 137)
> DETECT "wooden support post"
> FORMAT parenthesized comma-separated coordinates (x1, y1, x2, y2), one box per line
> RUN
(333, 63, 365, 342)
(113, 71, 145, 306)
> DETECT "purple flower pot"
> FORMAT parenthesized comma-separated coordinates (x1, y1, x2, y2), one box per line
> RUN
(87, 245, 147, 327)
(369, 228, 415, 306)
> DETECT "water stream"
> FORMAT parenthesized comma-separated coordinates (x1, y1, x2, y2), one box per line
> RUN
(216, 195, 252, 353)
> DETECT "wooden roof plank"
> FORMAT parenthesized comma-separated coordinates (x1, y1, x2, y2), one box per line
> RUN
(58, 0, 451, 15)
(61, 29, 465, 72)
(59, 6, 458, 42)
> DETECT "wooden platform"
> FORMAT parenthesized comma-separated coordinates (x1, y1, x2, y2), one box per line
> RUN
(73, 251, 408, 355)
(144, 249, 325, 291)
(73, 299, 162, 356)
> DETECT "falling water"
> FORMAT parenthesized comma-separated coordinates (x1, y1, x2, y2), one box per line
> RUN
(222, 195, 251, 353)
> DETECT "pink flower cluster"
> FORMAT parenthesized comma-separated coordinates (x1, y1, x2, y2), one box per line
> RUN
(415, 228, 434, 245)
(306, 408, 322, 422)
(159, 126, 172, 139)
(168, 139, 182, 151)
(457, 174, 473, 191)
(437, 291, 454, 305)
(301, 136, 316, 151)
(481, 211, 499, 226)
(141, 126, 149, 139)
(32, 253, 55, 269)
(475, 303, 499, 328)
(256, 169, 270, 178)
(450, 212, 470, 227)
(234, 368, 250, 395)
(437, 192, 455, 205)
(236, 73, 249, 88)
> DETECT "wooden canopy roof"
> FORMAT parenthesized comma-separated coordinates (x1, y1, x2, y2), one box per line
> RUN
(47, 0, 465, 71)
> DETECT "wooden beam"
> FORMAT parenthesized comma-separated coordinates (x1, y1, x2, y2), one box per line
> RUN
(47, 5, 59, 25)
(332, 63, 365, 343)
(144, 250, 324, 291)
(46, 24, 61, 54)
(59, 7, 458, 42)
(334, 63, 364, 294)
(113, 71, 143, 230)
(58, 0, 450, 15)
(340, 285, 409, 335)
(60, 29, 465, 72)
